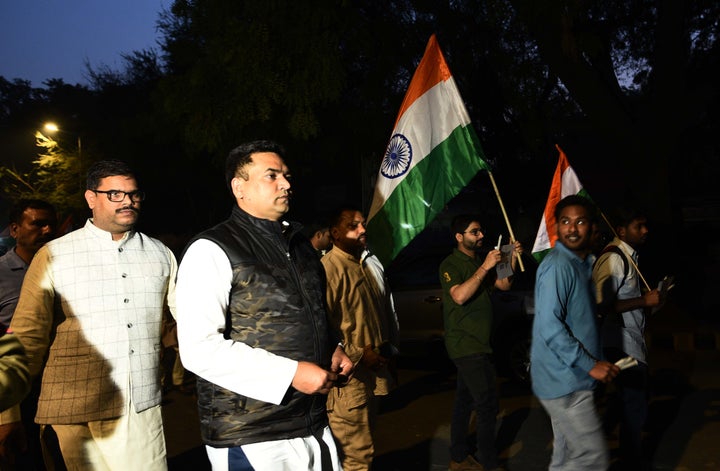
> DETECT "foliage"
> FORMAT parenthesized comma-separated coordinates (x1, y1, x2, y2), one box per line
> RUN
(0, 132, 85, 218)
(506, 0, 720, 210)
(157, 0, 354, 157)
(1, 0, 719, 232)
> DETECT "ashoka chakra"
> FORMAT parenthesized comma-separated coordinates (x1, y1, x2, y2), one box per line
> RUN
(381, 134, 412, 179)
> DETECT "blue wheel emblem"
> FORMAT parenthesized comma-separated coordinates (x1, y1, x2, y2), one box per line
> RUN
(381, 134, 412, 179)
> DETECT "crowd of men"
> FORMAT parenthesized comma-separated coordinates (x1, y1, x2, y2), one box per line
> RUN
(0, 139, 663, 470)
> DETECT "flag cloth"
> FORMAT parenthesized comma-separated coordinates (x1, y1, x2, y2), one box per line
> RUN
(531, 145, 591, 262)
(366, 34, 489, 266)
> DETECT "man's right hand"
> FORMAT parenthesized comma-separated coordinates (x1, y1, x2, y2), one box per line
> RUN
(589, 361, 620, 383)
(291, 361, 340, 395)
(643, 288, 662, 307)
(482, 249, 502, 270)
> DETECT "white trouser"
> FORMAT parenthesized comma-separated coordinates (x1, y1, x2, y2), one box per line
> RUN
(205, 425, 342, 471)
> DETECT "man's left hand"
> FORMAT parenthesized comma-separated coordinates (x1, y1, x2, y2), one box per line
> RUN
(361, 345, 389, 371)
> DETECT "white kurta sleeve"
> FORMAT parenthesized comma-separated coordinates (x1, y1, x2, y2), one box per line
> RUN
(176, 239, 298, 405)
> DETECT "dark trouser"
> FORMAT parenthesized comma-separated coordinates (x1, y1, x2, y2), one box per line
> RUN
(603, 347, 648, 466)
(450, 353, 499, 469)
(18, 377, 65, 471)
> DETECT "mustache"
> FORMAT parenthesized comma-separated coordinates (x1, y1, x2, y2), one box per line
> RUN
(116, 206, 139, 214)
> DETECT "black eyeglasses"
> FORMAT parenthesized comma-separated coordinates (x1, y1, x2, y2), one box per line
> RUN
(463, 228, 484, 236)
(92, 189, 146, 203)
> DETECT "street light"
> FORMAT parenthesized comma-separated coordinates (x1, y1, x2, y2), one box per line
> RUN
(43, 122, 83, 191)
(43, 122, 59, 133)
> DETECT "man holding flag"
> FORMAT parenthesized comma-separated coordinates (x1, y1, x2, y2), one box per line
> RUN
(592, 206, 663, 468)
(439, 215, 521, 471)
(366, 32, 521, 469)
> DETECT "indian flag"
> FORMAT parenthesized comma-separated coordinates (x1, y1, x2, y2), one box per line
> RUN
(531, 145, 590, 261)
(366, 34, 489, 266)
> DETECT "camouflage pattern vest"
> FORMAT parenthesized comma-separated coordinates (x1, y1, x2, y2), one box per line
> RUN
(191, 206, 333, 447)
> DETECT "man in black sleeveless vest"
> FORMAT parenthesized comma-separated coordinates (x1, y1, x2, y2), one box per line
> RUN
(176, 140, 353, 470)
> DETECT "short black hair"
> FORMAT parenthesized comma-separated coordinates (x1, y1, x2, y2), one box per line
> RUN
(225, 140, 286, 191)
(301, 219, 330, 239)
(9, 199, 56, 224)
(609, 206, 647, 230)
(86, 160, 137, 190)
(327, 204, 363, 230)
(450, 214, 481, 236)
(554, 195, 597, 223)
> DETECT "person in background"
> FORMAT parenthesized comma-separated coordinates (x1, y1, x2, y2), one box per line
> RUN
(10, 160, 177, 470)
(176, 140, 353, 470)
(0, 199, 57, 334)
(321, 205, 399, 471)
(0, 199, 57, 470)
(531, 195, 619, 470)
(439, 214, 521, 471)
(302, 219, 332, 257)
(593, 206, 663, 469)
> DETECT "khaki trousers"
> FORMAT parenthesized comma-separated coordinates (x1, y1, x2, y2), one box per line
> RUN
(327, 380, 379, 471)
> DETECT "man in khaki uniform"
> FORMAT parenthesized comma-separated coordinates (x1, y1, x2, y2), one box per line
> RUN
(321, 205, 399, 471)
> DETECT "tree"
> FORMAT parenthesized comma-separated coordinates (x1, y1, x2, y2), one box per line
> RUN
(157, 0, 355, 156)
(506, 0, 720, 219)
(0, 131, 84, 218)
(3, 0, 718, 236)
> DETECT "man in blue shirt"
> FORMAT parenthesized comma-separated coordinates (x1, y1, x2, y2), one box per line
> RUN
(530, 195, 619, 470)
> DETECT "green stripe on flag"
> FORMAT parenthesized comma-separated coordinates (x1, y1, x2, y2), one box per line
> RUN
(368, 125, 489, 266)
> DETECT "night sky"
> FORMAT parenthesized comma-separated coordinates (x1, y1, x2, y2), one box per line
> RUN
(0, 0, 166, 87)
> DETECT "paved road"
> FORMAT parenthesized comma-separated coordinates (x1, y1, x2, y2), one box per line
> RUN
(371, 350, 720, 471)
(163, 301, 720, 470)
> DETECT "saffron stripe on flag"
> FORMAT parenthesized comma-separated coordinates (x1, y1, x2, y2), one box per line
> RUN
(531, 145, 590, 262)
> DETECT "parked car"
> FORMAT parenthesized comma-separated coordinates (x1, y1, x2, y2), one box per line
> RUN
(386, 245, 537, 384)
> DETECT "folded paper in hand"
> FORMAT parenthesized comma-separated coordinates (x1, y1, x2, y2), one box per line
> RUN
(614, 356, 638, 370)
(495, 244, 514, 279)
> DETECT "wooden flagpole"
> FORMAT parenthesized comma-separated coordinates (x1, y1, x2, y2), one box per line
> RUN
(600, 212, 651, 291)
(487, 171, 525, 272)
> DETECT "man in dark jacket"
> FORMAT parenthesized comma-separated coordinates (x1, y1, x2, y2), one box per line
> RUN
(176, 140, 353, 470)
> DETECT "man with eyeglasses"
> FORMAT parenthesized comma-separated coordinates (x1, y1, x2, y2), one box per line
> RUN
(9, 160, 177, 470)
(439, 214, 521, 471)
